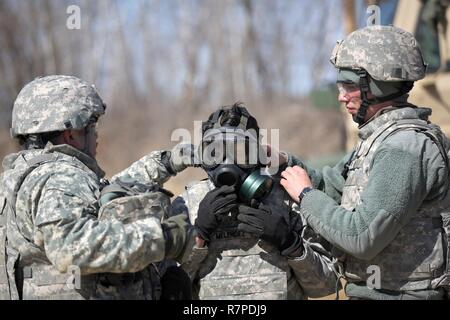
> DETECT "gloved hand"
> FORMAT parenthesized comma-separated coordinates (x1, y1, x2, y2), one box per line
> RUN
(167, 143, 200, 174)
(237, 204, 303, 256)
(162, 214, 197, 264)
(194, 185, 237, 242)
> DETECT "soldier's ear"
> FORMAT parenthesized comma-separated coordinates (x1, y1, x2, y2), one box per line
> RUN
(62, 130, 83, 149)
(62, 130, 74, 143)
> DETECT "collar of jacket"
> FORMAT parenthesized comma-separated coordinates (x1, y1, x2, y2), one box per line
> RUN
(44, 142, 105, 178)
(357, 105, 432, 141)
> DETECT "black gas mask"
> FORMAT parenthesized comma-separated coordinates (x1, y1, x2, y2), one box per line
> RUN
(200, 108, 273, 205)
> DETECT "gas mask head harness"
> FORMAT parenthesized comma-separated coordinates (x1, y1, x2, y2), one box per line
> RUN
(200, 105, 273, 205)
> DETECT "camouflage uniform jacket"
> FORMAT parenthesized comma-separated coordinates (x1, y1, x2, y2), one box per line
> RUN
(291, 106, 450, 299)
(172, 176, 338, 300)
(0, 142, 175, 299)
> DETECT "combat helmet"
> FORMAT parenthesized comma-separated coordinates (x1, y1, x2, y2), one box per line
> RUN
(11, 75, 106, 137)
(330, 25, 427, 124)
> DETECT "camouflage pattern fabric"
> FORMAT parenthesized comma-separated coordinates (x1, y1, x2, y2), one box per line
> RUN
(95, 182, 176, 300)
(340, 106, 449, 292)
(330, 25, 427, 82)
(172, 177, 338, 300)
(11, 75, 105, 137)
(0, 142, 177, 299)
(113, 151, 176, 186)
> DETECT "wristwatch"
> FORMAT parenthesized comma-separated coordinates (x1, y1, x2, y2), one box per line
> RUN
(298, 187, 313, 204)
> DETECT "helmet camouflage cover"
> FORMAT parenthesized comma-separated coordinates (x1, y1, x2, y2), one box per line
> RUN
(330, 25, 427, 82)
(11, 75, 106, 137)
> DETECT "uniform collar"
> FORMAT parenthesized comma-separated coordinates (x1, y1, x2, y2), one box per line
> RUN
(358, 104, 432, 140)
(44, 142, 105, 177)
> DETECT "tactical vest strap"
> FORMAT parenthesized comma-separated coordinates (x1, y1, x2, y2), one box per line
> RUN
(100, 179, 173, 202)
(25, 153, 59, 167)
(422, 131, 449, 168)
(363, 119, 449, 171)
(390, 120, 449, 167)
(359, 120, 398, 157)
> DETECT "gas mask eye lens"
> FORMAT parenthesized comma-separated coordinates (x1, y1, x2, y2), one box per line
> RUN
(201, 138, 224, 169)
(235, 138, 249, 167)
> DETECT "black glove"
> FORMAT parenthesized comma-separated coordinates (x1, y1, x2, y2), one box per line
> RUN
(160, 266, 193, 300)
(194, 185, 238, 242)
(237, 204, 303, 256)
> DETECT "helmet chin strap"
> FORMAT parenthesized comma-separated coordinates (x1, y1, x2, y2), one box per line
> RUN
(354, 70, 414, 126)
(355, 72, 370, 125)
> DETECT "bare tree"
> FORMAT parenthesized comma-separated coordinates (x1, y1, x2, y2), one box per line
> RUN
(343, 0, 357, 34)
(1, 0, 348, 179)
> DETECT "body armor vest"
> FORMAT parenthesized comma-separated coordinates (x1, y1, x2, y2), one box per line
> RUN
(0, 150, 98, 299)
(96, 179, 175, 300)
(341, 118, 450, 291)
(184, 179, 304, 300)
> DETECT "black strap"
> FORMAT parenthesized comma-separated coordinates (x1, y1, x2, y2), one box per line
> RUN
(354, 70, 371, 125)
(238, 107, 250, 130)
(374, 82, 414, 104)
(203, 106, 252, 132)
(211, 109, 223, 129)
(201, 109, 223, 133)
(342, 149, 356, 179)
(355, 69, 415, 125)
(101, 178, 174, 199)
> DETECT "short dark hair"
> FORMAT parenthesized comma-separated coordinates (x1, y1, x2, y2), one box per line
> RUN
(17, 131, 62, 150)
(210, 102, 260, 135)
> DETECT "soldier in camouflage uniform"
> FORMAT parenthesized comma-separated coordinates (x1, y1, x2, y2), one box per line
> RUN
(172, 104, 338, 300)
(0, 75, 197, 300)
(279, 26, 450, 299)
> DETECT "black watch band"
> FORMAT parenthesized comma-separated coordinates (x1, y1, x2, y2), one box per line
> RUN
(298, 187, 313, 203)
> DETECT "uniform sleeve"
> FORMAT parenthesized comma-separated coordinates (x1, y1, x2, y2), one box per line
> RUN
(299, 132, 447, 260)
(111, 150, 174, 186)
(285, 151, 352, 203)
(35, 171, 167, 275)
(287, 241, 338, 298)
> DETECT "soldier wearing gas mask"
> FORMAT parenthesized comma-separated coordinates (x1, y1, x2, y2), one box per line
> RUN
(172, 103, 338, 300)
(199, 104, 274, 211)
